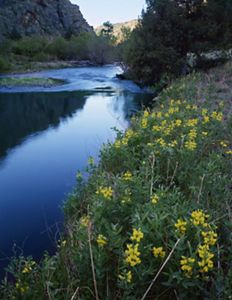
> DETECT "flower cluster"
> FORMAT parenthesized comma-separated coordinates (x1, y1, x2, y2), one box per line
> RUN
(197, 244, 214, 273)
(152, 246, 166, 258)
(175, 219, 187, 235)
(96, 186, 113, 200)
(180, 256, 195, 277)
(97, 234, 107, 247)
(201, 230, 217, 246)
(118, 270, 132, 283)
(190, 210, 209, 227)
(123, 171, 133, 181)
(80, 215, 90, 227)
(125, 243, 141, 267)
(175, 209, 217, 277)
(130, 228, 144, 243)
(114, 129, 136, 148)
(22, 260, 36, 274)
(15, 279, 29, 294)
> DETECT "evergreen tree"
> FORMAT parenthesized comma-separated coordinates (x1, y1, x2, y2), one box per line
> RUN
(124, 0, 232, 85)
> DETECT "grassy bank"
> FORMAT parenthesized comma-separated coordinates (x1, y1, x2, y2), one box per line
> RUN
(1, 62, 232, 299)
(0, 77, 66, 88)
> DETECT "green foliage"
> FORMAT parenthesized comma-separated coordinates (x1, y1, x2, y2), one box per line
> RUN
(100, 21, 114, 37)
(0, 32, 118, 71)
(0, 77, 65, 87)
(0, 55, 10, 73)
(12, 37, 48, 58)
(124, 0, 232, 85)
(1, 68, 232, 299)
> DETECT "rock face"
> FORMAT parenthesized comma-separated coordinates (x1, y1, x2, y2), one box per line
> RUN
(0, 0, 93, 40)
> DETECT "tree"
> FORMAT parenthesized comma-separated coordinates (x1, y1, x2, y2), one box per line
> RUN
(124, 0, 232, 85)
(100, 21, 114, 38)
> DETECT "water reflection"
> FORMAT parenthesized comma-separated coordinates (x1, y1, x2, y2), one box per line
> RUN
(0, 91, 90, 160)
(0, 90, 152, 274)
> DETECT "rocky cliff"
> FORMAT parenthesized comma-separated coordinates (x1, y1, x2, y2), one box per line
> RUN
(0, 0, 93, 40)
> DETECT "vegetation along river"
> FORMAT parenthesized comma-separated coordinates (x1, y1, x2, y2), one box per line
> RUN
(0, 65, 152, 273)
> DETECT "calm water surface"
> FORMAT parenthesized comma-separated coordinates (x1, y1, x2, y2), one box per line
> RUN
(0, 66, 152, 272)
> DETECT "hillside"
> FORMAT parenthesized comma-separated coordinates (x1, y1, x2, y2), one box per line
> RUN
(95, 19, 138, 42)
(1, 61, 232, 299)
(0, 0, 93, 41)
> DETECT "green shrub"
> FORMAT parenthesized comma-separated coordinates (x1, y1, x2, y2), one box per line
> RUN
(0, 56, 10, 73)
(12, 37, 49, 58)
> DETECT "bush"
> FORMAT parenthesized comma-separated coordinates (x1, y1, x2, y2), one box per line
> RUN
(12, 37, 49, 58)
(0, 56, 10, 73)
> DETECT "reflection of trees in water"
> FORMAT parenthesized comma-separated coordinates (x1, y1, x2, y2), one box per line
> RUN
(0, 91, 91, 159)
(110, 92, 153, 120)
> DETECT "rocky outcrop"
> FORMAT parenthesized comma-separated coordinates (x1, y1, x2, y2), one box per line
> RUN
(0, 0, 93, 40)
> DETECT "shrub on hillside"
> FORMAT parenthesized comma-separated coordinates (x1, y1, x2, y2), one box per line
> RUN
(12, 37, 49, 58)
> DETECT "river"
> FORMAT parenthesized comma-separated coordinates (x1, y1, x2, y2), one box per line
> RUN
(0, 65, 152, 273)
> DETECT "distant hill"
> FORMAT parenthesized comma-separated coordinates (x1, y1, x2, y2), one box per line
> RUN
(0, 0, 93, 41)
(95, 20, 138, 42)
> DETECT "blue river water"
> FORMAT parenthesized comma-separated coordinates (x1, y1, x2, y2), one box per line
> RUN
(0, 65, 152, 273)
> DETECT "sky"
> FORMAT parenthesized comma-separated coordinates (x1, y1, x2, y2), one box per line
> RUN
(71, 0, 146, 27)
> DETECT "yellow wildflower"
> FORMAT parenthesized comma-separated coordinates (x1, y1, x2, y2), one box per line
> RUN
(152, 125, 162, 132)
(22, 260, 36, 274)
(180, 256, 195, 277)
(156, 138, 166, 148)
(157, 111, 162, 118)
(175, 219, 187, 235)
(202, 131, 208, 136)
(184, 139, 197, 151)
(130, 228, 144, 243)
(114, 140, 122, 148)
(211, 111, 223, 121)
(80, 215, 90, 227)
(15, 280, 29, 294)
(143, 110, 149, 117)
(203, 116, 210, 123)
(220, 141, 228, 148)
(201, 108, 208, 116)
(186, 119, 198, 127)
(168, 140, 178, 148)
(125, 243, 141, 267)
(152, 246, 166, 258)
(201, 231, 217, 246)
(123, 171, 133, 181)
(175, 119, 182, 127)
(141, 118, 148, 129)
(96, 186, 113, 200)
(197, 244, 214, 273)
(151, 194, 159, 204)
(97, 234, 107, 247)
(119, 270, 132, 283)
(191, 210, 209, 227)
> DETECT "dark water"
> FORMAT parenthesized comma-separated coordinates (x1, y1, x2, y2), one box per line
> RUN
(0, 66, 152, 274)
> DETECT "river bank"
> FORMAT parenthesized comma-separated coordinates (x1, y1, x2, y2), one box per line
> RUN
(1, 62, 232, 299)
(0, 60, 101, 75)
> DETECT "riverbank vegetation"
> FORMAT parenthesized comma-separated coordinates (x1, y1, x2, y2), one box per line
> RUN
(0, 31, 118, 74)
(123, 0, 232, 85)
(0, 77, 66, 88)
(1, 60, 232, 299)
